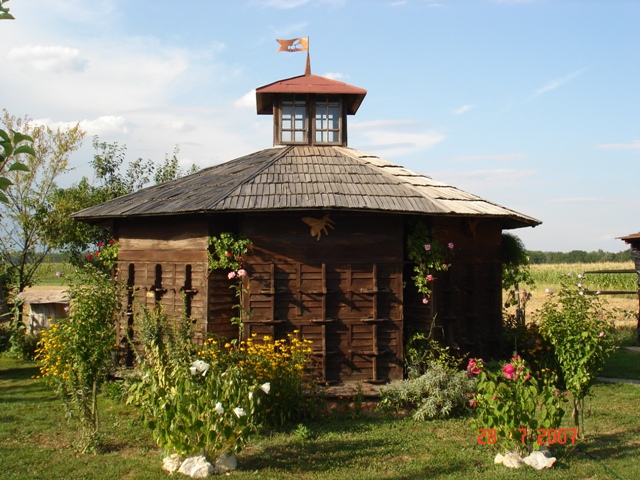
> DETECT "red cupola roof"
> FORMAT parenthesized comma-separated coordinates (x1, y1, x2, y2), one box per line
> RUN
(256, 73, 367, 115)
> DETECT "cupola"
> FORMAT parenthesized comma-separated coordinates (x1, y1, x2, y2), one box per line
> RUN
(256, 68, 367, 147)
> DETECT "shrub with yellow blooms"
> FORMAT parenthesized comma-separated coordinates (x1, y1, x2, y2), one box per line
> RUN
(36, 264, 121, 452)
(200, 332, 314, 426)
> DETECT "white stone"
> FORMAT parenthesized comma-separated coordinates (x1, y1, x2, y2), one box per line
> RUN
(523, 450, 556, 470)
(494, 453, 505, 464)
(214, 452, 238, 474)
(502, 452, 525, 469)
(179, 455, 214, 478)
(162, 454, 182, 474)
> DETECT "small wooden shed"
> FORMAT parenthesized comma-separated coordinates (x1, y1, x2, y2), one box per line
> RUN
(16, 288, 69, 334)
(73, 68, 540, 384)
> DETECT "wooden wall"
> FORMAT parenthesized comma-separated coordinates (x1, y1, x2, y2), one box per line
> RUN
(116, 217, 209, 364)
(236, 211, 405, 384)
(114, 211, 506, 379)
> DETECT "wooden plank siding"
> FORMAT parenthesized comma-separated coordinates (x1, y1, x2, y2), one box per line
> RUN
(115, 218, 209, 364)
(234, 211, 404, 383)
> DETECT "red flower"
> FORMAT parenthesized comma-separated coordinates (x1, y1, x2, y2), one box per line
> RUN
(109, 239, 116, 245)
(225, 251, 232, 257)
(86, 253, 94, 261)
(469, 399, 478, 407)
(467, 358, 482, 375)
(97, 242, 104, 248)
(502, 363, 516, 380)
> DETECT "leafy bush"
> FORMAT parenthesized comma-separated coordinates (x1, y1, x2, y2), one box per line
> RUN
(36, 264, 121, 452)
(127, 306, 271, 459)
(469, 356, 566, 454)
(536, 274, 616, 434)
(379, 364, 476, 421)
(0, 322, 10, 352)
(199, 332, 315, 427)
(502, 316, 557, 376)
(404, 330, 463, 378)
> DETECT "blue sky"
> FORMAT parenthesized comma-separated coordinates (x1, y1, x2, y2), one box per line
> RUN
(2, 0, 639, 252)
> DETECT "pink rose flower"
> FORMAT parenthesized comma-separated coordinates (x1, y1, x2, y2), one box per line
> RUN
(237, 269, 247, 277)
(469, 399, 478, 407)
(228, 271, 237, 279)
(502, 363, 516, 380)
(447, 242, 454, 249)
(422, 298, 429, 304)
(426, 274, 433, 282)
(467, 358, 482, 375)
(598, 332, 605, 337)
(424, 244, 431, 251)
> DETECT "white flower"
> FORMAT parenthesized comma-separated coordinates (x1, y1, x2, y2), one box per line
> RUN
(249, 392, 253, 400)
(190, 360, 210, 376)
(259, 382, 271, 394)
(215, 402, 224, 414)
(233, 407, 246, 418)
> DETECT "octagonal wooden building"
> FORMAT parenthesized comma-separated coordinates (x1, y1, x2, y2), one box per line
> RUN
(73, 68, 540, 385)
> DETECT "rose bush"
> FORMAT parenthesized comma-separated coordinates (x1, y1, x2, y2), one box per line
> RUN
(469, 356, 566, 454)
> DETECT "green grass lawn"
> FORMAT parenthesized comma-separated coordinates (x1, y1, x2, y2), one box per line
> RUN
(1, 357, 640, 480)
(600, 347, 640, 380)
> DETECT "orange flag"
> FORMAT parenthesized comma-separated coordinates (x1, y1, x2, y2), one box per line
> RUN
(276, 38, 309, 52)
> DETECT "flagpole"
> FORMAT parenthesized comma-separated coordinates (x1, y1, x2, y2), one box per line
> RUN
(305, 36, 311, 75)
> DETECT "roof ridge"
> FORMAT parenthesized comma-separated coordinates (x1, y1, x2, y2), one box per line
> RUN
(206, 146, 293, 209)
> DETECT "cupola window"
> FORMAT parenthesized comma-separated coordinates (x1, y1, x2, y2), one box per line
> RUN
(278, 94, 344, 146)
(315, 95, 341, 144)
(281, 95, 307, 143)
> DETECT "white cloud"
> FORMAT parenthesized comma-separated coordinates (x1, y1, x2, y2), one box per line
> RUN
(323, 72, 345, 80)
(158, 119, 197, 134)
(452, 104, 474, 115)
(528, 68, 587, 100)
(259, 0, 310, 8)
(81, 116, 129, 135)
(432, 168, 538, 192)
(234, 90, 257, 109)
(7, 44, 89, 73)
(32, 115, 129, 135)
(350, 119, 445, 157)
(596, 140, 640, 151)
(450, 153, 526, 162)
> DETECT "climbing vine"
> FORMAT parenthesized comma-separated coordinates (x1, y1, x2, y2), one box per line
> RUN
(407, 221, 454, 304)
(207, 233, 252, 334)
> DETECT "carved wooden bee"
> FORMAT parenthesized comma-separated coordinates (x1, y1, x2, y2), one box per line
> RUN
(302, 214, 335, 241)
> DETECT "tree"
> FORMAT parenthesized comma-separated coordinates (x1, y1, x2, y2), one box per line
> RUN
(46, 136, 200, 263)
(0, 111, 85, 295)
(0, 129, 33, 204)
(0, 0, 14, 20)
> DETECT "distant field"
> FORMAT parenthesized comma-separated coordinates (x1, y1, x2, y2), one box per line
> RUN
(528, 261, 637, 292)
(510, 261, 639, 328)
(33, 262, 74, 286)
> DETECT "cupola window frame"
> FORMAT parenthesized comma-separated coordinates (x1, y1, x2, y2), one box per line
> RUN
(276, 94, 345, 146)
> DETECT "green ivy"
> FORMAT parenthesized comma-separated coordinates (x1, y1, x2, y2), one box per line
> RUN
(207, 233, 252, 333)
(406, 220, 454, 304)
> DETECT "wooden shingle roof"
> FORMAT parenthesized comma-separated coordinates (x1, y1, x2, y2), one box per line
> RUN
(72, 145, 541, 229)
